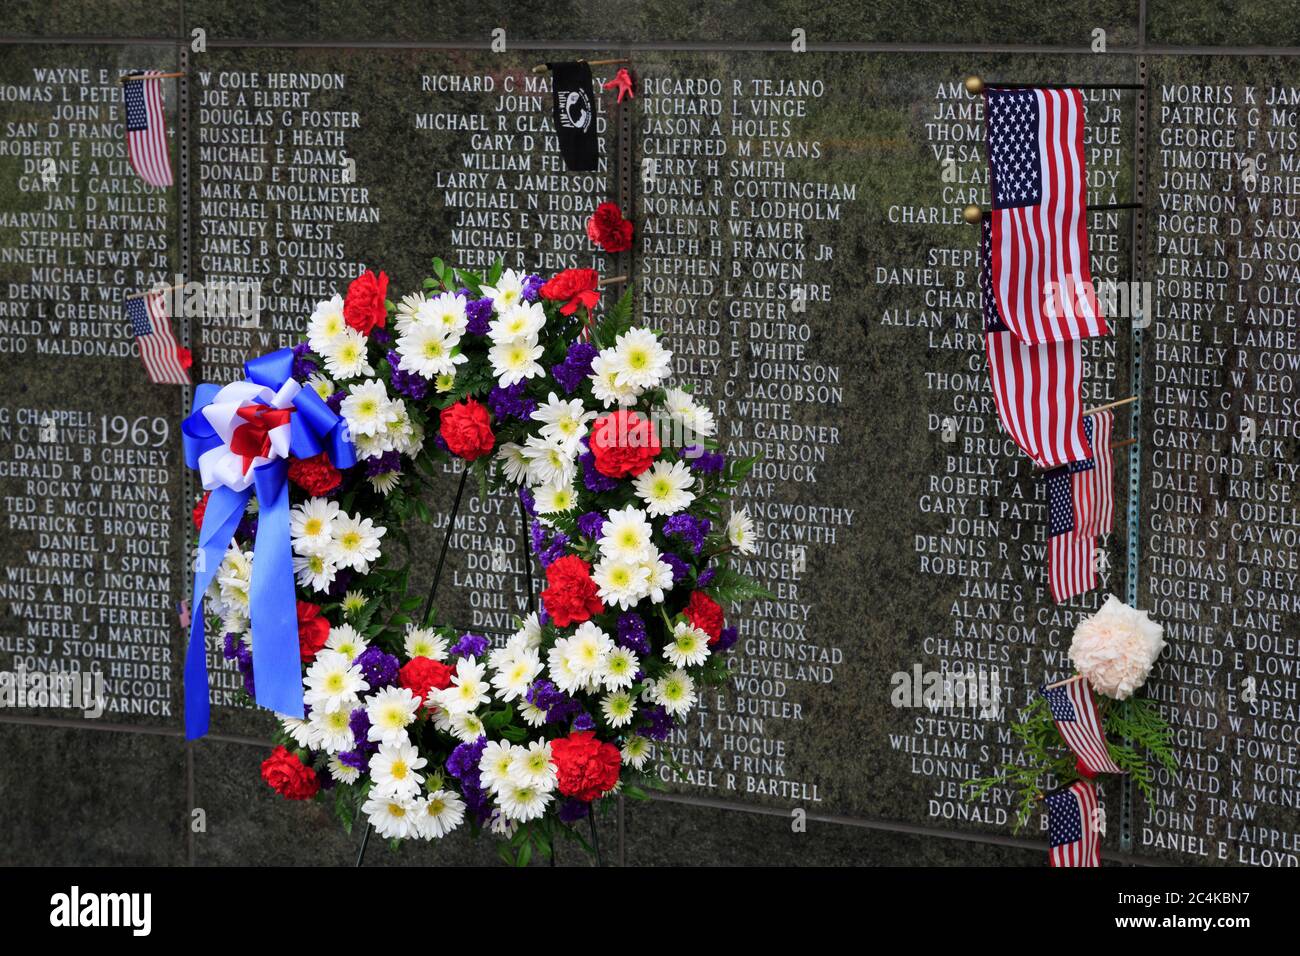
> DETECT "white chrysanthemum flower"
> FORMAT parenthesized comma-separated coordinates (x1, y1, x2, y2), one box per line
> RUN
(324, 623, 367, 662)
(369, 740, 427, 799)
(611, 327, 672, 390)
(519, 701, 548, 727)
(362, 794, 421, 840)
(653, 668, 697, 716)
(416, 789, 466, 840)
(641, 553, 675, 604)
(353, 430, 393, 461)
(508, 739, 558, 792)
(306, 371, 336, 403)
(602, 691, 636, 728)
(366, 686, 421, 746)
(434, 372, 457, 393)
(521, 434, 576, 488)
(546, 640, 586, 695)
(420, 291, 469, 337)
(603, 646, 639, 691)
(449, 710, 486, 742)
(490, 648, 542, 702)
(514, 612, 543, 648)
(589, 348, 640, 407)
(497, 781, 552, 822)
(478, 740, 518, 794)
(328, 513, 386, 572)
(665, 621, 711, 668)
(489, 301, 546, 343)
(306, 294, 347, 353)
(532, 391, 596, 451)
(488, 336, 545, 387)
(279, 713, 313, 748)
(215, 545, 253, 608)
(593, 556, 651, 610)
(340, 380, 398, 438)
(404, 626, 448, 662)
(342, 591, 368, 616)
(566, 621, 614, 685)
(328, 754, 361, 784)
(393, 291, 427, 334)
(397, 323, 467, 379)
(481, 268, 528, 313)
(621, 734, 652, 769)
(727, 507, 758, 555)
(320, 327, 373, 379)
(597, 505, 653, 563)
(308, 704, 355, 754)
(633, 460, 696, 517)
(534, 482, 577, 515)
(293, 550, 337, 592)
(369, 471, 401, 495)
(440, 656, 489, 713)
(303, 650, 369, 713)
(662, 386, 716, 438)
(290, 497, 340, 555)
(495, 442, 529, 485)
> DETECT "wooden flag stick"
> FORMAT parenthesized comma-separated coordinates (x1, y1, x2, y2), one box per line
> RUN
(1112, 436, 1136, 449)
(1044, 673, 1084, 690)
(1083, 395, 1137, 417)
(532, 58, 630, 75)
(120, 71, 186, 83)
(125, 283, 185, 300)
(598, 275, 628, 288)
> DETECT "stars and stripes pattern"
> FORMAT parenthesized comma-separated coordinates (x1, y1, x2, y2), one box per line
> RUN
(982, 219, 1090, 469)
(1077, 409, 1114, 535)
(123, 71, 173, 187)
(125, 292, 190, 384)
(1046, 779, 1101, 867)
(986, 87, 1107, 346)
(1044, 413, 1115, 602)
(1040, 677, 1125, 775)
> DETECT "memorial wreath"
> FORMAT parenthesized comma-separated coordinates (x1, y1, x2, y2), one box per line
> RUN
(183, 260, 767, 863)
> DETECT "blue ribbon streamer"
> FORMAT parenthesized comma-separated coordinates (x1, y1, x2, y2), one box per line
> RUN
(182, 348, 355, 739)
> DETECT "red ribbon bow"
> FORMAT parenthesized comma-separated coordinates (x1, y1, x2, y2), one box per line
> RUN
(603, 68, 635, 103)
(229, 403, 293, 474)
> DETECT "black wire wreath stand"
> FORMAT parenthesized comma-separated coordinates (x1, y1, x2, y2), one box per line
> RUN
(352, 472, 604, 867)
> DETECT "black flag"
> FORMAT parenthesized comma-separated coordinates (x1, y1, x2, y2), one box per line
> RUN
(549, 61, 598, 171)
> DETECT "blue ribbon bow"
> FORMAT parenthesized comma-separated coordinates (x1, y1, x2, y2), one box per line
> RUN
(182, 348, 355, 739)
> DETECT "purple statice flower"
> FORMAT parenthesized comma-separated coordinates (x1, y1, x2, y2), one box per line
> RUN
(386, 350, 431, 400)
(551, 341, 598, 394)
(447, 736, 487, 781)
(371, 327, 392, 346)
(519, 486, 536, 518)
(451, 633, 489, 658)
(572, 711, 595, 732)
(640, 704, 674, 741)
(327, 569, 355, 599)
(364, 449, 402, 477)
(581, 448, 619, 493)
(527, 679, 582, 724)
(338, 748, 368, 771)
(234, 642, 255, 697)
(716, 626, 739, 652)
(698, 566, 716, 587)
(222, 632, 239, 661)
(530, 519, 569, 567)
(463, 292, 493, 336)
(577, 510, 606, 539)
(235, 512, 258, 542)
(521, 273, 545, 302)
(317, 769, 336, 791)
(663, 513, 710, 555)
(487, 380, 537, 421)
(557, 798, 588, 824)
(326, 390, 345, 414)
(355, 646, 399, 689)
(291, 341, 317, 381)
(616, 612, 651, 655)
(681, 445, 725, 473)
(348, 707, 376, 754)
(660, 551, 690, 584)
(434, 433, 449, 454)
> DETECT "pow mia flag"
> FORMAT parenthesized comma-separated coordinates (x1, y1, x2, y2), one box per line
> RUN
(548, 61, 597, 170)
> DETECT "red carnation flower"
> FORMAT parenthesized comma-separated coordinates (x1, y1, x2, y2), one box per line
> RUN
(260, 746, 319, 800)
(539, 268, 601, 316)
(589, 409, 661, 478)
(288, 453, 343, 496)
(399, 656, 454, 708)
(541, 555, 604, 627)
(296, 601, 331, 662)
(192, 491, 210, 531)
(343, 269, 389, 335)
(550, 730, 621, 801)
(586, 202, 634, 253)
(685, 591, 725, 644)
(440, 398, 495, 461)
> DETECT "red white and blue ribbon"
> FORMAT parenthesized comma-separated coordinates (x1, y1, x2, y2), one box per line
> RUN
(181, 348, 355, 739)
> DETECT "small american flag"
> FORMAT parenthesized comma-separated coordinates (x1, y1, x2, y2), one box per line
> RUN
(982, 220, 1090, 469)
(126, 292, 190, 384)
(1041, 677, 1125, 775)
(1046, 779, 1101, 867)
(123, 71, 173, 187)
(1044, 415, 1112, 601)
(1077, 410, 1114, 535)
(986, 88, 1107, 346)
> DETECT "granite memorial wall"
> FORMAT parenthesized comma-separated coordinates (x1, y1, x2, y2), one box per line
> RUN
(0, 2, 1297, 867)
